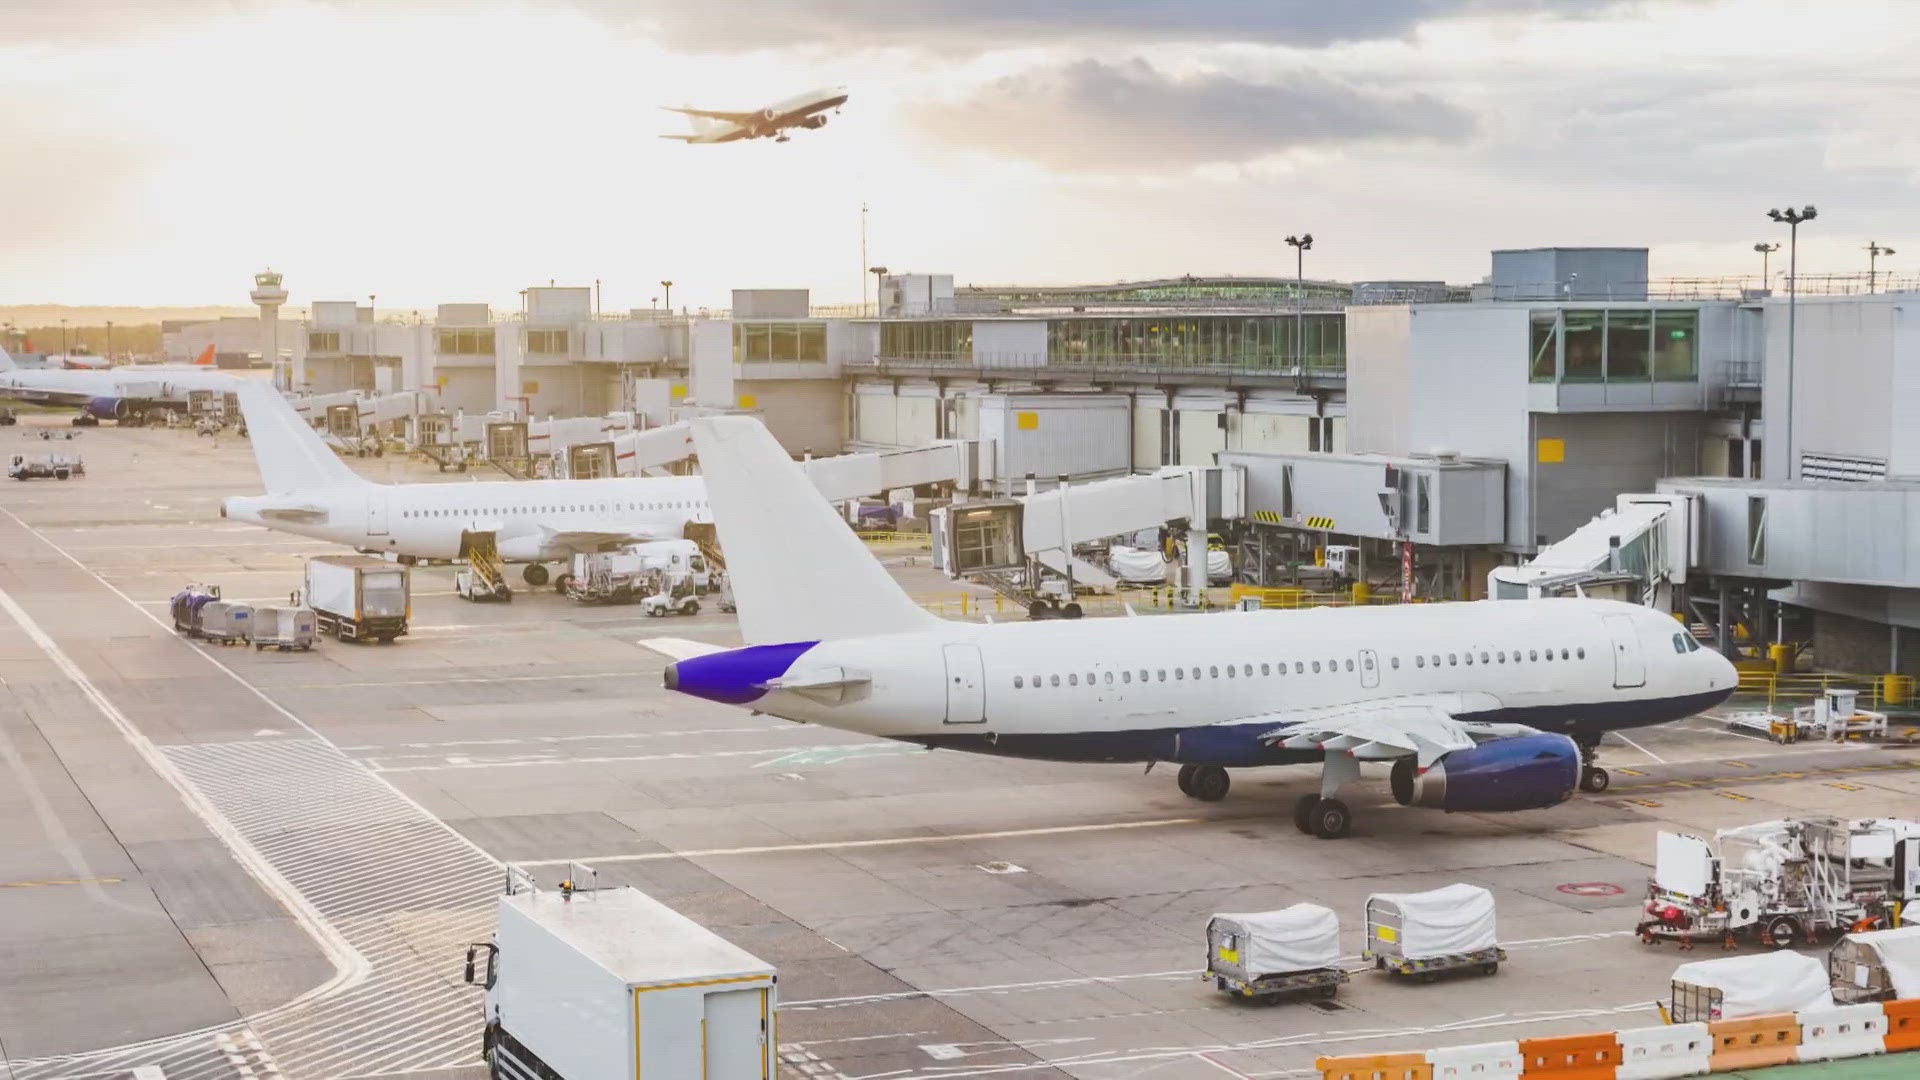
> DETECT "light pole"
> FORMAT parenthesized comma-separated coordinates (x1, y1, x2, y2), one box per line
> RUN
(60, 318, 68, 358)
(1866, 242, 1895, 293)
(660, 280, 673, 317)
(1284, 234, 1313, 370)
(1767, 205, 1816, 478)
(860, 202, 869, 315)
(1753, 242, 1779, 286)
(105, 320, 113, 365)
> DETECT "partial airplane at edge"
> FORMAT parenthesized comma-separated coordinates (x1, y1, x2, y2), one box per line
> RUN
(654, 417, 1737, 840)
(220, 382, 708, 586)
(0, 343, 234, 422)
(661, 86, 848, 144)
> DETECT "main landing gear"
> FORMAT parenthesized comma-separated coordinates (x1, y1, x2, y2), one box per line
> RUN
(1176, 764, 1230, 802)
(522, 563, 550, 587)
(1576, 738, 1610, 794)
(1172, 760, 1353, 839)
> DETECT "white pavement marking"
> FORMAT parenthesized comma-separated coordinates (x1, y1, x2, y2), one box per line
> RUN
(1609, 730, 1667, 764)
(520, 817, 1209, 867)
(365, 741, 898, 773)
(0, 506, 501, 1078)
(336, 725, 787, 751)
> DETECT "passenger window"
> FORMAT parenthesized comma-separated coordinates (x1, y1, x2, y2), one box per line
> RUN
(1416, 655, 1425, 668)
(1139, 669, 1148, 682)
(1104, 672, 1114, 684)
(1157, 670, 1166, 681)
(1122, 671, 1131, 684)
(1391, 656, 1400, 669)
(1260, 663, 1270, 676)
(1312, 661, 1322, 673)
(1463, 653, 1474, 666)
(1176, 668, 1185, 680)
(1363, 656, 1374, 670)
(1448, 654, 1457, 666)
(1209, 666, 1219, 679)
(1050, 674, 1060, 687)
(1480, 651, 1490, 664)
(1241, 664, 1251, 677)
(1560, 648, 1570, 660)
(1294, 662, 1304, 674)
(1577, 647, 1587, 659)
(1225, 666, 1235, 679)
(1344, 659, 1354, 672)
(1497, 651, 1505, 663)
(1069, 674, 1078, 686)
(1529, 650, 1538, 661)
(1013, 676, 1024, 689)
(1431, 654, 1440, 667)
(1087, 672, 1096, 684)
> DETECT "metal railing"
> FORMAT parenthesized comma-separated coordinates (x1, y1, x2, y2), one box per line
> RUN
(1734, 670, 1917, 711)
(857, 351, 1347, 376)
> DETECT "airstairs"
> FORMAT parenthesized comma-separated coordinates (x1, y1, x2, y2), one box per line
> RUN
(459, 530, 510, 601)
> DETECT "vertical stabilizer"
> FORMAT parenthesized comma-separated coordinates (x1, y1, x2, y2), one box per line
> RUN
(0, 343, 13, 371)
(233, 382, 369, 493)
(690, 416, 936, 644)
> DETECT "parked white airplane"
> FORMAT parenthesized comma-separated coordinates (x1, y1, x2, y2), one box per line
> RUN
(0, 344, 237, 422)
(661, 85, 848, 143)
(655, 417, 1738, 839)
(219, 382, 708, 587)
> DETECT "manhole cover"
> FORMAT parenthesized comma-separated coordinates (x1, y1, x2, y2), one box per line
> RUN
(1557, 882, 1626, 897)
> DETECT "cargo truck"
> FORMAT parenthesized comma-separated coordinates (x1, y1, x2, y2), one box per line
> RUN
(464, 884, 777, 1079)
(304, 555, 410, 643)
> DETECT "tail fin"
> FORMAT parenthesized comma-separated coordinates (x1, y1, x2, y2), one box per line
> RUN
(233, 382, 369, 493)
(0, 343, 13, 371)
(194, 344, 214, 366)
(689, 416, 935, 644)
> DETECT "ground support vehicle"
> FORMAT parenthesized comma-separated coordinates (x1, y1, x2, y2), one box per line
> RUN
(639, 570, 701, 617)
(250, 605, 318, 651)
(456, 568, 512, 602)
(1205, 904, 1348, 1005)
(169, 584, 222, 637)
(8, 452, 83, 480)
(464, 880, 777, 1079)
(1667, 950, 1834, 1022)
(1364, 884, 1505, 982)
(1829, 925, 1920, 1005)
(1638, 817, 1920, 950)
(305, 556, 410, 643)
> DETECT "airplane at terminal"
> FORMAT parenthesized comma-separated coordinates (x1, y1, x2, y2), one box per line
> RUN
(0, 344, 236, 422)
(661, 85, 848, 143)
(655, 417, 1738, 839)
(220, 382, 709, 586)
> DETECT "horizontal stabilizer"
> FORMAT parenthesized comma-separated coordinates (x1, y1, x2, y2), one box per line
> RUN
(637, 637, 730, 661)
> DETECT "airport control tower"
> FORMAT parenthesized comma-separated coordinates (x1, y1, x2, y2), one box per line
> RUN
(251, 268, 288, 387)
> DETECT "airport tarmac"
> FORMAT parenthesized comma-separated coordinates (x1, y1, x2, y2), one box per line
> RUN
(2, 416, 1916, 1080)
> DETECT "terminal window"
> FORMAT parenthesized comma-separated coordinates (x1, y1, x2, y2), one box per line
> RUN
(734, 322, 828, 363)
(436, 328, 495, 355)
(878, 321, 971, 363)
(1529, 309, 1697, 384)
(527, 329, 569, 355)
(308, 331, 340, 352)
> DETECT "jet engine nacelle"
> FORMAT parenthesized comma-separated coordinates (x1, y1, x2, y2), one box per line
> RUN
(1390, 733, 1579, 812)
(801, 115, 828, 129)
(84, 396, 130, 420)
(761, 108, 780, 123)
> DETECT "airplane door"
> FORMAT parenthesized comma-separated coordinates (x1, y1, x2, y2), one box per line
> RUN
(367, 492, 389, 536)
(942, 644, 986, 724)
(1896, 837, 1920, 902)
(1359, 649, 1380, 689)
(1604, 614, 1645, 689)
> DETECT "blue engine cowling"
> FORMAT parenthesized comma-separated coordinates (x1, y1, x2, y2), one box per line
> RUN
(1390, 733, 1579, 812)
(84, 396, 129, 420)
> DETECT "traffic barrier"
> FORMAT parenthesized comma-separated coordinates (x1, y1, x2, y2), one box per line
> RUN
(1885, 998, 1920, 1051)
(1316, 1051, 1432, 1080)
(1795, 1002, 1887, 1062)
(1517, 1031, 1621, 1080)
(1613, 1022, 1710, 1079)
(1706, 1013, 1798, 1071)
(1425, 1040, 1520, 1080)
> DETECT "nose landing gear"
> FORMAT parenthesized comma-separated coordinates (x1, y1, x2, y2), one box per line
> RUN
(1575, 737, 1610, 793)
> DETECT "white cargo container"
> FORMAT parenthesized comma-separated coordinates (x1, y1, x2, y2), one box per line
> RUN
(467, 886, 777, 1079)
(304, 555, 409, 643)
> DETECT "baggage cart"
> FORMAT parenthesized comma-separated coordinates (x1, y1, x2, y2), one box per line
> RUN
(1206, 904, 1348, 1004)
(197, 601, 254, 644)
(1669, 950, 1833, 1022)
(169, 584, 221, 637)
(1828, 925, 1920, 1005)
(251, 605, 318, 651)
(1364, 883, 1505, 982)
(464, 881, 777, 1079)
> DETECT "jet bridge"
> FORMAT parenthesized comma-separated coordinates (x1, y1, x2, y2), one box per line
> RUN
(931, 466, 1244, 613)
(1489, 493, 1700, 608)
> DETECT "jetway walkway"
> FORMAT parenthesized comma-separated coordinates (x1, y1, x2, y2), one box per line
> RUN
(1489, 494, 1695, 607)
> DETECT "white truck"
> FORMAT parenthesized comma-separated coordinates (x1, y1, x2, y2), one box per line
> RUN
(1639, 817, 1920, 949)
(465, 885, 777, 1079)
(304, 555, 410, 643)
(8, 452, 84, 480)
(565, 540, 712, 605)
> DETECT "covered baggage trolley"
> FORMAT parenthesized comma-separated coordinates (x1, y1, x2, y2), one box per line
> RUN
(251, 605, 318, 651)
(1206, 903, 1348, 1004)
(1364, 883, 1505, 982)
(1829, 925, 1920, 1005)
(197, 601, 253, 645)
(169, 584, 220, 637)
(1669, 950, 1833, 1022)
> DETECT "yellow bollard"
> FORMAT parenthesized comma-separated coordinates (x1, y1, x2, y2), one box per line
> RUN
(961, 593, 969, 617)
(1351, 582, 1371, 605)
(1768, 643, 1791, 674)
(1885, 674, 1912, 706)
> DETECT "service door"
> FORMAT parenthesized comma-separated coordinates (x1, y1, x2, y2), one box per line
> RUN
(1604, 614, 1645, 689)
(702, 987, 769, 1080)
(942, 643, 986, 724)
(367, 492, 389, 536)
(1359, 649, 1380, 689)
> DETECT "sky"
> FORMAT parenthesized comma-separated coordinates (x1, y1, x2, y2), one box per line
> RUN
(2, 0, 1917, 311)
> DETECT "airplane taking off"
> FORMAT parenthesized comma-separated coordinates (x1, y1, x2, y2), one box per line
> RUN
(220, 382, 709, 588)
(0, 343, 235, 423)
(656, 417, 1738, 839)
(662, 85, 848, 143)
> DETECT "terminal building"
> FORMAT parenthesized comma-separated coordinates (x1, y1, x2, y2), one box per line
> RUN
(189, 251, 1918, 676)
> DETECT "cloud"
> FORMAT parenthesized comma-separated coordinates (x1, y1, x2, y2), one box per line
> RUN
(918, 59, 1475, 173)
(575, 0, 1626, 52)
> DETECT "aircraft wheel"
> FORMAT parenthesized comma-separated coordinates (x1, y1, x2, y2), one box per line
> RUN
(553, 573, 572, 594)
(522, 564, 549, 586)
(1187, 765, 1230, 802)
(1027, 601, 1051, 620)
(1293, 794, 1320, 835)
(1580, 766, 1611, 794)
(1311, 798, 1352, 840)
(1061, 602, 1084, 619)
(1175, 764, 1198, 796)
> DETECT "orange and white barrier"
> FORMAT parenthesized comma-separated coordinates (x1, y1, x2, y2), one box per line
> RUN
(1316, 996, 1920, 1080)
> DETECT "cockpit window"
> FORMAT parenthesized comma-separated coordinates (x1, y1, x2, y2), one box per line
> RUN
(1672, 633, 1687, 654)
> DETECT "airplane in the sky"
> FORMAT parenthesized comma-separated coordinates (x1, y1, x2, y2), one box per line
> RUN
(0, 344, 236, 423)
(653, 417, 1738, 839)
(220, 382, 708, 588)
(661, 86, 848, 144)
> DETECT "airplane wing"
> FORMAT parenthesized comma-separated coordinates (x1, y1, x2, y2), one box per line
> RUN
(540, 523, 665, 553)
(1233, 692, 1531, 768)
(663, 105, 760, 123)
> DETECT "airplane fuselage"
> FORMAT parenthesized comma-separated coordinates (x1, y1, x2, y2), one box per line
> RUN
(670, 599, 1736, 766)
(223, 475, 711, 562)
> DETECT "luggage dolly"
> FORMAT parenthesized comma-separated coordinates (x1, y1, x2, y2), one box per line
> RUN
(1210, 966, 1349, 1005)
(1367, 945, 1507, 983)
